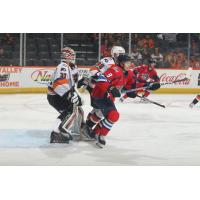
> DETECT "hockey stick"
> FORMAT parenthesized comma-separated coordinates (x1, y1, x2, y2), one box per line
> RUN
(160, 77, 189, 86)
(121, 86, 149, 94)
(136, 94, 166, 108)
(121, 77, 190, 94)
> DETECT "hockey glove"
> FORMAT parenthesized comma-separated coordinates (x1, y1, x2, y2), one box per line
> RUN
(146, 82, 161, 90)
(77, 77, 89, 88)
(108, 86, 121, 97)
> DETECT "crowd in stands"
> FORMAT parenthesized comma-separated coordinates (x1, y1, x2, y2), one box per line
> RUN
(101, 33, 200, 69)
(0, 34, 17, 60)
(0, 33, 200, 69)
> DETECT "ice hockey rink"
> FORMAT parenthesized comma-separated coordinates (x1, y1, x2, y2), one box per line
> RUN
(0, 93, 200, 166)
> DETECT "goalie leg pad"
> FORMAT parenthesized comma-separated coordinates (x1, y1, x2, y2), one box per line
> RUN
(59, 111, 76, 137)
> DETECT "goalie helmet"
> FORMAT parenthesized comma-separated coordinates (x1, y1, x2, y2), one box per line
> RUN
(95, 57, 115, 73)
(111, 46, 125, 59)
(61, 47, 76, 64)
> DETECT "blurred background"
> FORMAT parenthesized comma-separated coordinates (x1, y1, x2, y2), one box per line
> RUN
(0, 33, 199, 69)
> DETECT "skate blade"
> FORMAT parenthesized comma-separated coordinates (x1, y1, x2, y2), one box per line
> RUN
(96, 142, 105, 149)
(50, 140, 69, 144)
(72, 133, 96, 142)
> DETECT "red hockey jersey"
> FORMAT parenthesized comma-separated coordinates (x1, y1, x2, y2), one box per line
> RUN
(91, 65, 124, 99)
(134, 65, 160, 83)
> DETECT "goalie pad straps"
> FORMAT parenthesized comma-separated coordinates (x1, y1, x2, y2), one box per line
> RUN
(59, 111, 77, 136)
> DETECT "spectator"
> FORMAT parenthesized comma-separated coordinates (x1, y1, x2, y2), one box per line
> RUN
(170, 49, 187, 69)
(114, 38, 122, 46)
(191, 40, 200, 56)
(90, 33, 98, 42)
(2, 33, 15, 45)
(151, 48, 163, 67)
(176, 49, 186, 64)
(142, 34, 155, 49)
(190, 56, 200, 69)
(164, 51, 177, 68)
(142, 48, 151, 64)
(137, 37, 144, 52)
(0, 47, 4, 58)
(0, 41, 4, 58)
(151, 48, 163, 62)
(101, 39, 111, 57)
(130, 46, 142, 66)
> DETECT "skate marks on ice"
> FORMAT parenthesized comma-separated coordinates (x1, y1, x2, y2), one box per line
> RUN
(0, 129, 162, 165)
(1, 94, 200, 165)
(0, 129, 51, 148)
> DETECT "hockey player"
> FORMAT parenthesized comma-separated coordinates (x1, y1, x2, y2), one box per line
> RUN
(47, 47, 82, 143)
(189, 95, 200, 108)
(84, 55, 132, 147)
(120, 59, 160, 102)
(77, 45, 125, 93)
(111, 46, 126, 64)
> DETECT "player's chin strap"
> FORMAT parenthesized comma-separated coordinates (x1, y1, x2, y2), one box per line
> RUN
(136, 94, 166, 108)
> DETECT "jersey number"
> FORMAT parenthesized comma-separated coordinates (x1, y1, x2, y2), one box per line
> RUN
(106, 73, 112, 78)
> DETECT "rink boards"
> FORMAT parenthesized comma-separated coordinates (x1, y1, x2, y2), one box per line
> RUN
(0, 66, 200, 94)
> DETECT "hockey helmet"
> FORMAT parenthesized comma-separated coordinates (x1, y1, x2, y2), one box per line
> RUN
(111, 46, 125, 58)
(95, 57, 115, 73)
(61, 47, 76, 64)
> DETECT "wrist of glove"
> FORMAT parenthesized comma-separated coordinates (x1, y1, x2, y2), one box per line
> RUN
(146, 82, 160, 90)
(108, 86, 121, 97)
(77, 77, 89, 88)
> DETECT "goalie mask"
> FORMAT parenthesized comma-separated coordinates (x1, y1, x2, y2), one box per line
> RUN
(61, 47, 76, 64)
(111, 46, 125, 59)
(95, 57, 115, 74)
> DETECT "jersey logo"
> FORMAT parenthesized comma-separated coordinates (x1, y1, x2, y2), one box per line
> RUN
(142, 74, 149, 80)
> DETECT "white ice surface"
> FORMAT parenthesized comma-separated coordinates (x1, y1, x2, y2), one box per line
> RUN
(0, 93, 200, 165)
